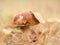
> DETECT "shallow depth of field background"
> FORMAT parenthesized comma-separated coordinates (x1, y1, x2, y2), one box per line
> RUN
(0, 0, 60, 26)
(0, 0, 60, 36)
(0, 0, 60, 45)
(0, 0, 60, 19)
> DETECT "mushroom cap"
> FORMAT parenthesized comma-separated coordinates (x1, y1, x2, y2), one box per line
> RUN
(32, 11, 45, 24)
(12, 11, 40, 26)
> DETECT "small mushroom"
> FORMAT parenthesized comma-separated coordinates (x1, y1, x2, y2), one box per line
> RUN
(12, 11, 39, 27)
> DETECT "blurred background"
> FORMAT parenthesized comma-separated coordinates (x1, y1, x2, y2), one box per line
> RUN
(0, 0, 60, 26)
(0, 0, 60, 45)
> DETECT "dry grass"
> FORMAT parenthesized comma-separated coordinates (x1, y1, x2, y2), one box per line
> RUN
(0, 22, 60, 45)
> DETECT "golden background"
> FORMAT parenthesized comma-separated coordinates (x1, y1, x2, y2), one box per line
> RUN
(0, 0, 60, 45)
(0, 0, 60, 32)
(0, 0, 60, 19)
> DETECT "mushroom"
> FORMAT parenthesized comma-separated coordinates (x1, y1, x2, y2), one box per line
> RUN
(12, 11, 39, 27)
